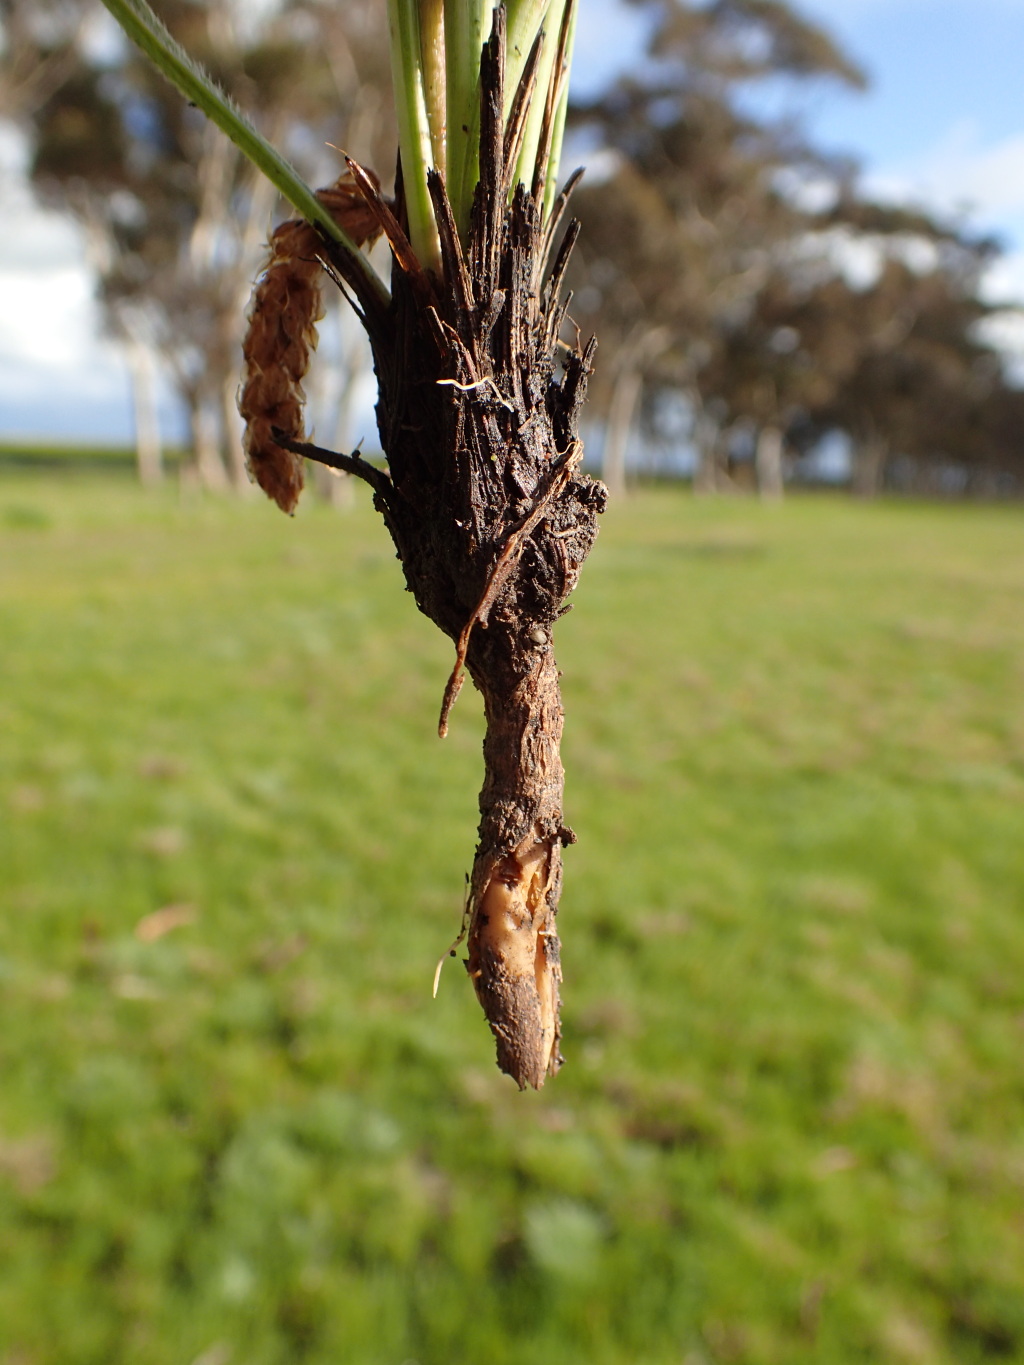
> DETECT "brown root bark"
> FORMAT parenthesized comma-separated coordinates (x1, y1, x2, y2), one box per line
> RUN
(270, 11, 605, 1087)
(465, 633, 573, 1087)
(356, 174, 605, 1084)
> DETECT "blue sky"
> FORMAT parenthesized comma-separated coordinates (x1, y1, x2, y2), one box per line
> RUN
(3, 0, 1024, 442)
(796, 0, 1024, 171)
(792, 0, 1024, 280)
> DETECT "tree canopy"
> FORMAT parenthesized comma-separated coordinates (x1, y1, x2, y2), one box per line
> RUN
(568, 0, 1022, 495)
(2, 0, 1021, 495)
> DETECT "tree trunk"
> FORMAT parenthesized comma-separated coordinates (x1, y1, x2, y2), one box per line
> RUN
(221, 370, 252, 492)
(693, 407, 725, 493)
(312, 457, 354, 507)
(319, 307, 364, 509)
(600, 326, 671, 499)
(188, 389, 230, 491)
(851, 429, 889, 498)
(602, 362, 642, 500)
(124, 333, 163, 487)
(755, 424, 785, 501)
(693, 447, 718, 493)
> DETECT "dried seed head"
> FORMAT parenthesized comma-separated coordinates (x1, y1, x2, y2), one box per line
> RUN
(238, 171, 384, 514)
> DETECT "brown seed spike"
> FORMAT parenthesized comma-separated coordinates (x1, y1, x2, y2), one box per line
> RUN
(238, 171, 385, 514)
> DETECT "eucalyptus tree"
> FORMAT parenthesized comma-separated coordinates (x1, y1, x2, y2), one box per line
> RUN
(569, 0, 864, 493)
(100, 0, 603, 1088)
(2, 0, 394, 487)
(790, 202, 1010, 495)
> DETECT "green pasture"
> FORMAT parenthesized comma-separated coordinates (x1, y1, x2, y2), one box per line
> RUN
(1, 477, 1022, 1364)
(0, 443, 185, 475)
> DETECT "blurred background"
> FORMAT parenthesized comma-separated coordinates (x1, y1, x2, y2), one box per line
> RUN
(1, 3, 1023, 1363)
(3, 0, 1024, 493)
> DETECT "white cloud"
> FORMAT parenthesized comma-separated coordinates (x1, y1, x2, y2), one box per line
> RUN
(863, 121, 1024, 234)
(0, 122, 139, 437)
(978, 253, 1024, 377)
(0, 267, 103, 368)
(911, 120, 1024, 221)
(1, 124, 86, 265)
(862, 122, 1024, 333)
(0, 123, 106, 368)
(983, 249, 1024, 303)
(907, 124, 1024, 370)
(0, 351, 133, 442)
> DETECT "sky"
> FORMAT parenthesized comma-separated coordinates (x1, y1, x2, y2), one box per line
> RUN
(2, 0, 1024, 443)
(776, 0, 1024, 313)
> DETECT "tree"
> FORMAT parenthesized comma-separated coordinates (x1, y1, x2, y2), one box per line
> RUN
(791, 201, 1012, 496)
(568, 0, 864, 494)
(568, 2, 1024, 501)
(98, 0, 604, 1088)
(974, 383, 1024, 495)
(1, 0, 395, 486)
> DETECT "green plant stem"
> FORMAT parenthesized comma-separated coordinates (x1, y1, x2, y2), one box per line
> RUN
(513, 0, 563, 194)
(543, 0, 576, 216)
(388, 0, 444, 272)
(99, 0, 390, 308)
(421, 0, 449, 182)
(504, 0, 576, 224)
(444, 0, 492, 234)
(504, 0, 553, 113)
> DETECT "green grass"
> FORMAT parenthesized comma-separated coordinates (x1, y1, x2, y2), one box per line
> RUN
(0, 443, 187, 474)
(1, 478, 1022, 1365)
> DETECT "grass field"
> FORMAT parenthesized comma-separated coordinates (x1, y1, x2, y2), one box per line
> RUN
(0, 443, 186, 474)
(1, 476, 1023, 1365)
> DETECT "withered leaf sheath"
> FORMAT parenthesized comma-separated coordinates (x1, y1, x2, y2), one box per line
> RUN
(239, 173, 383, 512)
(254, 14, 605, 1088)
